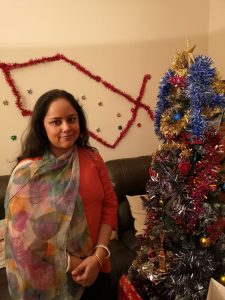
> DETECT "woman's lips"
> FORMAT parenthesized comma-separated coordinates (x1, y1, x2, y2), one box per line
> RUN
(60, 135, 74, 139)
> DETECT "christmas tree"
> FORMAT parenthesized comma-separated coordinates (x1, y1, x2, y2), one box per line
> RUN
(128, 43, 225, 299)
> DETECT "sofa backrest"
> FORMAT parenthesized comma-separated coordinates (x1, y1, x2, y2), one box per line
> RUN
(105, 155, 151, 236)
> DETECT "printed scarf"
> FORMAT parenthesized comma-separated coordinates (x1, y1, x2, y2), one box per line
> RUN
(4, 147, 92, 299)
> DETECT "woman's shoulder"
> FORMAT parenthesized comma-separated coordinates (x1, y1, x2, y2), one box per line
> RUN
(78, 147, 99, 157)
(12, 157, 42, 173)
(77, 147, 102, 165)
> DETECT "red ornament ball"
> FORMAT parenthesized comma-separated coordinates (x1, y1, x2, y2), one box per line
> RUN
(148, 249, 156, 259)
(178, 161, 191, 176)
(149, 167, 157, 177)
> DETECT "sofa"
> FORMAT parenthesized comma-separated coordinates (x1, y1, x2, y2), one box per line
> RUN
(0, 175, 10, 299)
(0, 155, 151, 299)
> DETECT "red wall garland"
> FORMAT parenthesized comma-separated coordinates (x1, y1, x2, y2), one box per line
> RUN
(0, 53, 154, 148)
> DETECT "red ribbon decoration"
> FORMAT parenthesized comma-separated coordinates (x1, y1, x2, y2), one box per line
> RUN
(0, 54, 154, 148)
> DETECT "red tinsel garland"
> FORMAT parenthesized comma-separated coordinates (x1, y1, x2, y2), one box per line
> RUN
(0, 54, 154, 148)
(184, 131, 223, 231)
(207, 217, 225, 243)
(144, 130, 224, 233)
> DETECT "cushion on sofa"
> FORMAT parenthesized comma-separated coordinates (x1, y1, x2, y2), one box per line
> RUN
(126, 195, 147, 236)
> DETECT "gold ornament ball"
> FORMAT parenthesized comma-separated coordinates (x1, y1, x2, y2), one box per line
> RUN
(219, 275, 225, 285)
(200, 237, 210, 248)
(159, 199, 164, 206)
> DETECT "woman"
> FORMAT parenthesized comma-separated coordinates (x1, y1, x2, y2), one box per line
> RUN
(5, 89, 117, 300)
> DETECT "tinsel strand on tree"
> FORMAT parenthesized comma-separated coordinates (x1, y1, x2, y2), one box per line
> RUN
(128, 44, 225, 300)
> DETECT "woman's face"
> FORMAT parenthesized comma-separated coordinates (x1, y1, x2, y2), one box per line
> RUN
(43, 98, 80, 157)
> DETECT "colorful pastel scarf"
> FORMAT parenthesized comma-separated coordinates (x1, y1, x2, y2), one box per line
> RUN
(4, 147, 93, 299)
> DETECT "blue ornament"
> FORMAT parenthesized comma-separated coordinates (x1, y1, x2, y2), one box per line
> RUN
(173, 112, 182, 121)
(222, 183, 225, 191)
(219, 182, 225, 191)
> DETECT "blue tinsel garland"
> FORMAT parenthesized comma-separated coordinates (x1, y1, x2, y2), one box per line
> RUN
(187, 55, 224, 137)
(154, 70, 174, 140)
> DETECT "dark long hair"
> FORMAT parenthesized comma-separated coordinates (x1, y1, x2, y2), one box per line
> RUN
(17, 89, 91, 162)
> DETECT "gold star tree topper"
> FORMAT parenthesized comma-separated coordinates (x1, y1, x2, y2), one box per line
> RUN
(171, 40, 196, 76)
(185, 39, 196, 67)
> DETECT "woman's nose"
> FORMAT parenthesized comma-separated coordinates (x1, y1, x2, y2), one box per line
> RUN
(62, 121, 71, 131)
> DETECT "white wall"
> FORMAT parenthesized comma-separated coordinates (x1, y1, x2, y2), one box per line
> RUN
(208, 0, 225, 78)
(0, 0, 211, 174)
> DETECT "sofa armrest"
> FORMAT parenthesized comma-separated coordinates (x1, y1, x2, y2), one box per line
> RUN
(0, 176, 10, 219)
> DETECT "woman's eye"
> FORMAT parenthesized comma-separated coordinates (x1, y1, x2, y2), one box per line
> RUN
(68, 117, 76, 123)
(50, 120, 61, 126)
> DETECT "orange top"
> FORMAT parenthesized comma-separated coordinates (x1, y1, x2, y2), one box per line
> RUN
(78, 148, 118, 272)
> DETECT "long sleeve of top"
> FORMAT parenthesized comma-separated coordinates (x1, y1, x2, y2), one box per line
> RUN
(78, 148, 118, 247)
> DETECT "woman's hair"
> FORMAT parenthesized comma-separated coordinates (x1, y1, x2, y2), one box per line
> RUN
(17, 89, 91, 162)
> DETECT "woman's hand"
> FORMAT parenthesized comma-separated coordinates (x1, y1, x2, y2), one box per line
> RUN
(71, 255, 101, 287)
(68, 255, 83, 272)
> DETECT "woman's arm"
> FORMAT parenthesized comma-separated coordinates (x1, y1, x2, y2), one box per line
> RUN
(96, 152, 118, 230)
(93, 223, 113, 261)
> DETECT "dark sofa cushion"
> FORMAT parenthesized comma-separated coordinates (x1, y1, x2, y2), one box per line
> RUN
(120, 228, 140, 252)
(109, 239, 137, 300)
(105, 156, 151, 236)
(109, 239, 136, 277)
(117, 199, 134, 236)
(105, 156, 151, 200)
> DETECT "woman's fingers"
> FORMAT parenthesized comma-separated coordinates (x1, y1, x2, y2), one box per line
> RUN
(71, 256, 100, 286)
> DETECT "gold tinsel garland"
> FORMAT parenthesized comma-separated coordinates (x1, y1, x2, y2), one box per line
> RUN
(170, 50, 188, 77)
(160, 107, 190, 139)
(153, 142, 191, 162)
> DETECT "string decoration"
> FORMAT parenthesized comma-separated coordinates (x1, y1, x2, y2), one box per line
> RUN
(0, 54, 154, 148)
